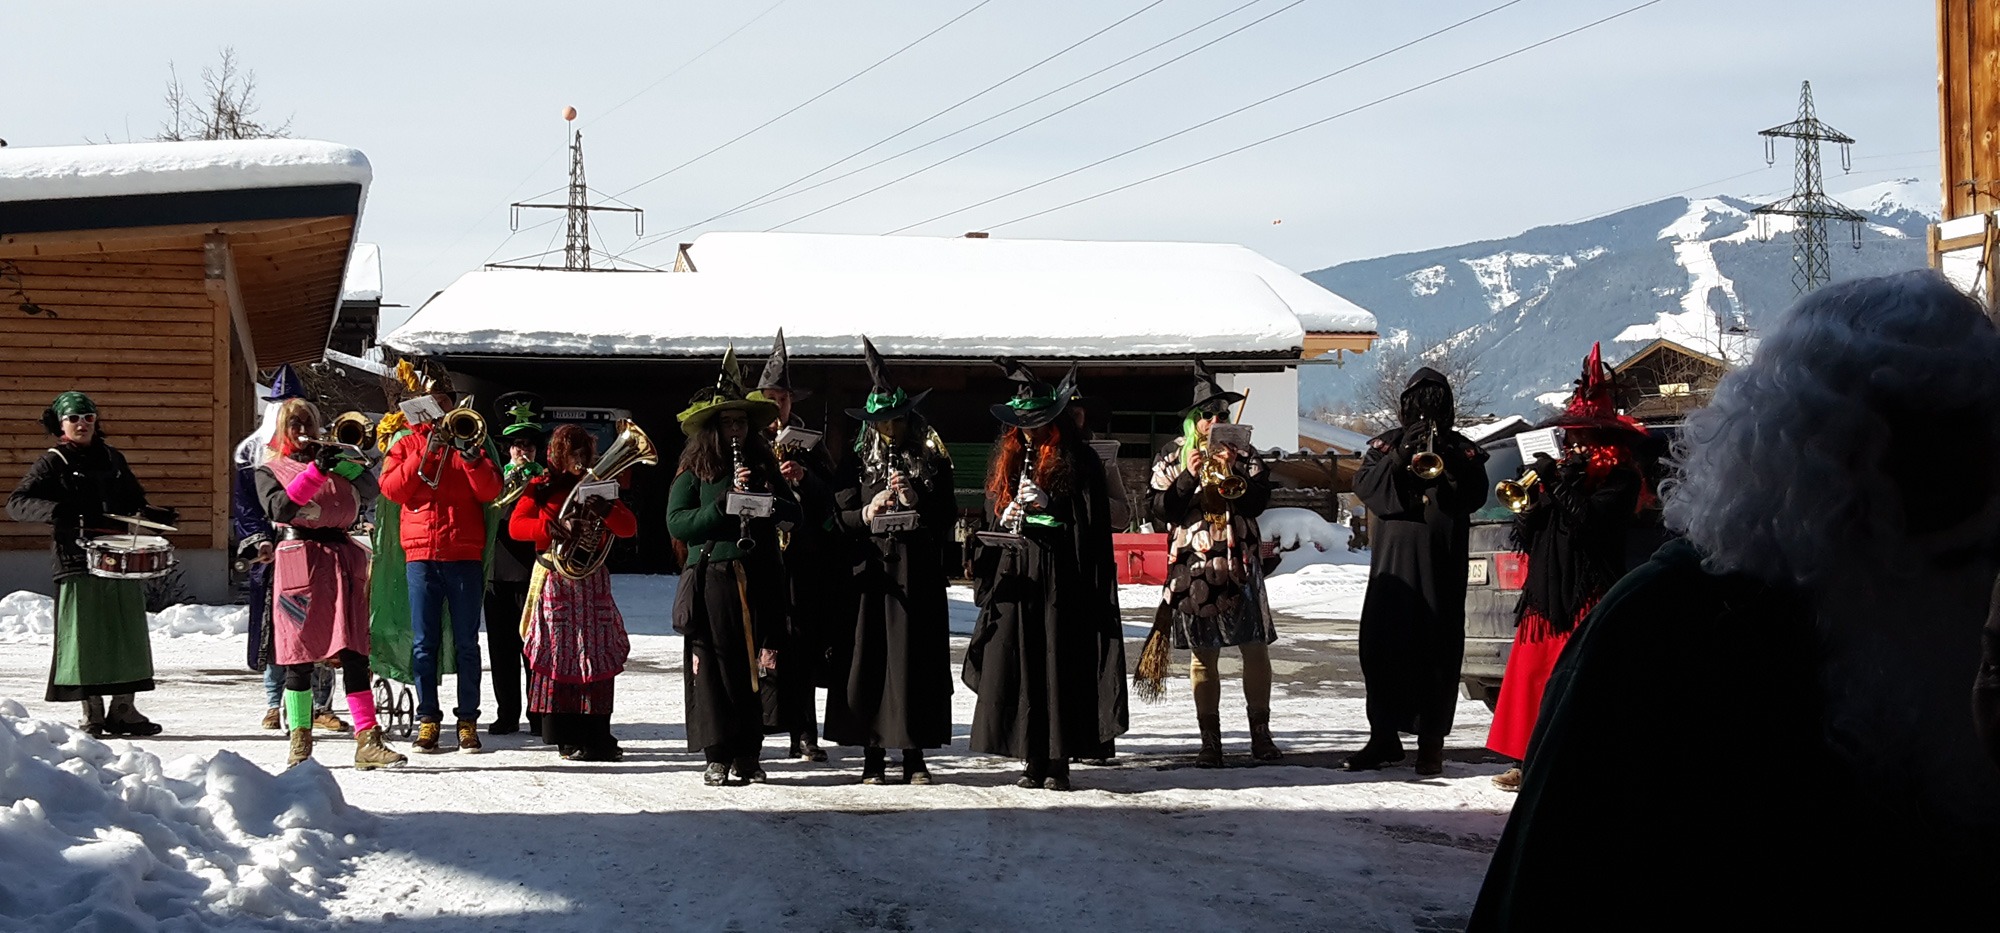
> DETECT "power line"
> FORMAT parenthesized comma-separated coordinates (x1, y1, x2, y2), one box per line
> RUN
(766, 0, 1325, 233)
(886, 0, 1536, 235)
(587, 0, 793, 129)
(625, 0, 1273, 253)
(606, 0, 997, 203)
(964, 0, 1667, 235)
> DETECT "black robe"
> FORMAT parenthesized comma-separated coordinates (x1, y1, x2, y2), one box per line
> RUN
(771, 426, 845, 733)
(823, 445, 957, 750)
(1354, 424, 1488, 738)
(1471, 538, 2000, 930)
(667, 470, 797, 751)
(1512, 457, 1641, 633)
(7, 441, 148, 582)
(962, 437, 1128, 760)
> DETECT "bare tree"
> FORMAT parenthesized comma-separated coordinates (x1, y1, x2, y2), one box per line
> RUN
(1349, 337, 1494, 433)
(154, 48, 292, 141)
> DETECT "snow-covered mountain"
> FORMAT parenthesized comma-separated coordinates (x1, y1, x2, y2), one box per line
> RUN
(1303, 178, 1938, 417)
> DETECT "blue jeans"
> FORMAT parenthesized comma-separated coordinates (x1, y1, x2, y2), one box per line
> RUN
(263, 661, 333, 710)
(408, 560, 485, 723)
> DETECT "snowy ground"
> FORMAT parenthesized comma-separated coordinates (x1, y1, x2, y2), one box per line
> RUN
(0, 567, 1511, 933)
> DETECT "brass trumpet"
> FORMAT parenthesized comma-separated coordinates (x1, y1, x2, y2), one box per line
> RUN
(1197, 442, 1247, 499)
(1409, 429, 1445, 480)
(1496, 470, 1540, 514)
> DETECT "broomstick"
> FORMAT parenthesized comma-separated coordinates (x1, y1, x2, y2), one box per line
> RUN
(1133, 603, 1174, 702)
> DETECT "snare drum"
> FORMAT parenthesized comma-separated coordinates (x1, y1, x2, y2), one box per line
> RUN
(79, 534, 177, 580)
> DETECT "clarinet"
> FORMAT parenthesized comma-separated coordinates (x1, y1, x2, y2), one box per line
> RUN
(732, 437, 757, 554)
(1005, 457, 1031, 535)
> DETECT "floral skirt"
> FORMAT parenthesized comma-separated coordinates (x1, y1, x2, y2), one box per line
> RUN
(523, 563, 629, 685)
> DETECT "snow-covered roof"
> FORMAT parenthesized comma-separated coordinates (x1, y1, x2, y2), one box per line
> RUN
(342, 242, 382, 303)
(384, 267, 1306, 359)
(1297, 417, 1371, 453)
(0, 139, 371, 204)
(688, 231, 1377, 335)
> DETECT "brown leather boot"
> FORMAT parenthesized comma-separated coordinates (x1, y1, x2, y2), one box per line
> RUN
(286, 727, 314, 768)
(1248, 708, 1283, 761)
(1195, 714, 1224, 768)
(353, 727, 408, 770)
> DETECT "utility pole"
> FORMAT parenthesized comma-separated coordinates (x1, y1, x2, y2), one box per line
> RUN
(491, 107, 645, 271)
(1753, 81, 1863, 294)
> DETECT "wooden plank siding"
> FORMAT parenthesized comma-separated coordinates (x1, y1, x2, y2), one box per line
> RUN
(1939, 0, 2000, 221)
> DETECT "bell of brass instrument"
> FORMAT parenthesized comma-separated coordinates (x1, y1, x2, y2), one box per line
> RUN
(548, 420, 657, 579)
(331, 411, 375, 450)
(1496, 470, 1540, 514)
(417, 400, 489, 487)
(493, 461, 544, 509)
(1409, 428, 1445, 480)
(1197, 441, 1248, 499)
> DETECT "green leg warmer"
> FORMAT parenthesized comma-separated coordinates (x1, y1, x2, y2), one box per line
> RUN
(284, 689, 314, 732)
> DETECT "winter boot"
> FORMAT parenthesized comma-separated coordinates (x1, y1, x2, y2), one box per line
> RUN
(1018, 756, 1047, 789)
(353, 728, 408, 770)
(791, 731, 828, 762)
(1493, 766, 1523, 792)
(902, 749, 932, 786)
(413, 720, 442, 753)
(1043, 759, 1073, 792)
(79, 696, 106, 738)
(455, 720, 483, 754)
(734, 757, 767, 784)
(1341, 733, 1406, 772)
(861, 747, 888, 785)
(313, 709, 352, 733)
(1195, 714, 1225, 768)
(703, 762, 731, 786)
(104, 695, 162, 737)
(261, 707, 282, 730)
(286, 727, 314, 768)
(1248, 708, 1283, 762)
(1415, 734, 1445, 777)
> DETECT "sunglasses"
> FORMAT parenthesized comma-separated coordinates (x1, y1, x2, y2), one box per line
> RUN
(62, 413, 96, 425)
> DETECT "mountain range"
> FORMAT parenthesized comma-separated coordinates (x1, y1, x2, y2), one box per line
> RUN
(1300, 178, 1939, 418)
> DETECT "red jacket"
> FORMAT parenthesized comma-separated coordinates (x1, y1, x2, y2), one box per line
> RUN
(380, 425, 503, 562)
(509, 475, 637, 551)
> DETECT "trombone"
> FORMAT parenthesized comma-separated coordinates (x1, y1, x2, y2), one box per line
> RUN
(331, 411, 376, 451)
(416, 401, 488, 488)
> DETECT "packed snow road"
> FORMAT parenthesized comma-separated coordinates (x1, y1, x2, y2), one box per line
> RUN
(0, 575, 1513, 932)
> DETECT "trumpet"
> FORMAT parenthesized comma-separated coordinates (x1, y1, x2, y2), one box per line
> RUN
(1496, 470, 1540, 514)
(1409, 427, 1445, 480)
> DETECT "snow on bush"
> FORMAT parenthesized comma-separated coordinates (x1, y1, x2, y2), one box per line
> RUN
(1260, 508, 1367, 575)
(0, 697, 369, 929)
(0, 590, 246, 643)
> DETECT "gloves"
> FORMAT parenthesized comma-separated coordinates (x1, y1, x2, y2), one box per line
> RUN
(585, 495, 615, 518)
(313, 444, 344, 474)
(330, 459, 367, 482)
(1531, 452, 1559, 478)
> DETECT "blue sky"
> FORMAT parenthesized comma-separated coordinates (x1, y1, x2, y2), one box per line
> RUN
(5, 1, 1937, 332)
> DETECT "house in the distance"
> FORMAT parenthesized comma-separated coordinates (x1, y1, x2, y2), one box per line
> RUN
(1610, 338, 1731, 424)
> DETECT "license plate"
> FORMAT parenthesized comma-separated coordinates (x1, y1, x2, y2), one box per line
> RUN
(1467, 558, 1490, 586)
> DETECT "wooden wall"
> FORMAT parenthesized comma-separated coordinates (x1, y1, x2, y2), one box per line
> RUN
(1, 247, 230, 553)
(1940, 0, 2000, 220)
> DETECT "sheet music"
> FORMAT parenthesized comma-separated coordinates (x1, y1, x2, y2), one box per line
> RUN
(1514, 428, 1565, 462)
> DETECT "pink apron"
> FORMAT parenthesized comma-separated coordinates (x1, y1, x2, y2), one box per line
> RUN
(265, 456, 372, 665)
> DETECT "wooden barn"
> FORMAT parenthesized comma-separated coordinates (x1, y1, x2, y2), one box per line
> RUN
(0, 139, 372, 602)
(1610, 338, 1732, 424)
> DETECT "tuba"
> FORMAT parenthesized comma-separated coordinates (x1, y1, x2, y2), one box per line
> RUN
(547, 421, 658, 579)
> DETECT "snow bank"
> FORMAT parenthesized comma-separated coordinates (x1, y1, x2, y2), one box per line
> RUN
(1263, 563, 1369, 621)
(1261, 508, 1368, 577)
(0, 697, 368, 930)
(0, 591, 246, 644)
(0, 139, 371, 203)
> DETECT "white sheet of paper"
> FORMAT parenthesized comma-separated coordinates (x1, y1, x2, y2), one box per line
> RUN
(774, 426, 822, 450)
(727, 491, 775, 518)
(1208, 423, 1252, 449)
(1515, 428, 1564, 462)
(398, 396, 446, 424)
(574, 480, 620, 503)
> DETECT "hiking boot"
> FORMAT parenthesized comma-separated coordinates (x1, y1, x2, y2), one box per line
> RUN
(456, 720, 483, 754)
(902, 749, 932, 786)
(1414, 735, 1445, 777)
(861, 747, 887, 785)
(286, 727, 314, 768)
(703, 762, 731, 786)
(104, 696, 162, 737)
(353, 728, 408, 770)
(1249, 708, 1283, 762)
(1195, 714, 1224, 768)
(1341, 736, 1406, 772)
(313, 710, 352, 734)
(1493, 766, 1523, 792)
(261, 707, 282, 730)
(413, 720, 442, 753)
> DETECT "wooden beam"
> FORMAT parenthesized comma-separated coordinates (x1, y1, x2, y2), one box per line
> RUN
(209, 257, 232, 553)
(204, 235, 259, 380)
(0, 216, 349, 259)
(1301, 333, 1378, 360)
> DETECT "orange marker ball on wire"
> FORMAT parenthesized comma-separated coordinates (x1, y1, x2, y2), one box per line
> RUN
(563, 106, 578, 122)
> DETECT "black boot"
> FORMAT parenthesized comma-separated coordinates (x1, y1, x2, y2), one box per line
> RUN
(792, 731, 828, 762)
(104, 695, 162, 737)
(734, 756, 767, 784)
(902, 749, 932, 786)
(703, 762, 731, 786)
(1414, 734, 1445, 777)
(861, 747, 887, 785)
(1342, 733, 1407, 772)
(1043, 758, 1073, 792)
(1018, 756, 1047, 789)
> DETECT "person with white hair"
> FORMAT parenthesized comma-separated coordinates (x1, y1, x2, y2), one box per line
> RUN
(1470, 270, 2000, 929)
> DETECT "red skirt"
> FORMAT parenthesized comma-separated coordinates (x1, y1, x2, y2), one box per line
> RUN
(1484, 608, 1580, 762)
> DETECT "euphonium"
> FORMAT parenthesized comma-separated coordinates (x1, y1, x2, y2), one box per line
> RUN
(1496, 470, 1540, 514)
(548, 420, 658, 579)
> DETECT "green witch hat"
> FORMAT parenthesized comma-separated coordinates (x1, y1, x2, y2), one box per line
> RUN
(677, 344, 779, 437)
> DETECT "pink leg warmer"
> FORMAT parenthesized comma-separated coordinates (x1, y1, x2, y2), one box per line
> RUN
(346, 690, 379, 733)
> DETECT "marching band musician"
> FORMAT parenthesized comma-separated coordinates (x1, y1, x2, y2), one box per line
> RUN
(1347, 368, 1489, 776)
(8, 391, 167, 737)
(755, 330, 836, 763)
(511, 424, 636, 762)
(1482, 346, 1647, 792)
(255, 398, 407, 770)
(825, 338, 956, 785)
(668, 350, 798, 787)
(380, 382, 502, 754)
(1137, 361, 1282, 767)
(485, 392, 548, 737)
(1060, 365, 1128, 767)
(962, 360, 1126, 792)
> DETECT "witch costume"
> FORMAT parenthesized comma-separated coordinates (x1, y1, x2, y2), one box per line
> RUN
(6, 391, 165, 736)
(1483, 346, 1646, 780)
(486, 391, 548, 736)
(824, 337, 956, 784)
(1348, 367, 1489, 775)
(962, 360, 1127, 791)
(668, 348, 798, 785)
(756, 330, 841, 762)
(1137, 360, 1281, 765)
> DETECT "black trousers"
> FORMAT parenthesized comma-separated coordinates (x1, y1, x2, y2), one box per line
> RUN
(703, 734, 764, 764)
(485, 579, 532, 726)
(286, 649, 371, 695)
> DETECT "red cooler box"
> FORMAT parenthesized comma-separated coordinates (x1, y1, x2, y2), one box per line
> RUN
(1114, 533, 1169, 586)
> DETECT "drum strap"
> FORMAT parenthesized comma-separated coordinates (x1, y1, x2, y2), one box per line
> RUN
(277, 526, 350, 544)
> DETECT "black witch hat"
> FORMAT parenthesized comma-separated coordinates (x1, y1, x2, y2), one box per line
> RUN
(755, 328, 812, 401)
(493, 391, 547, 440)
(989, 357, 1075, 428)
(1187, 358, 1245, 415)
(843, 336, 931, 423)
